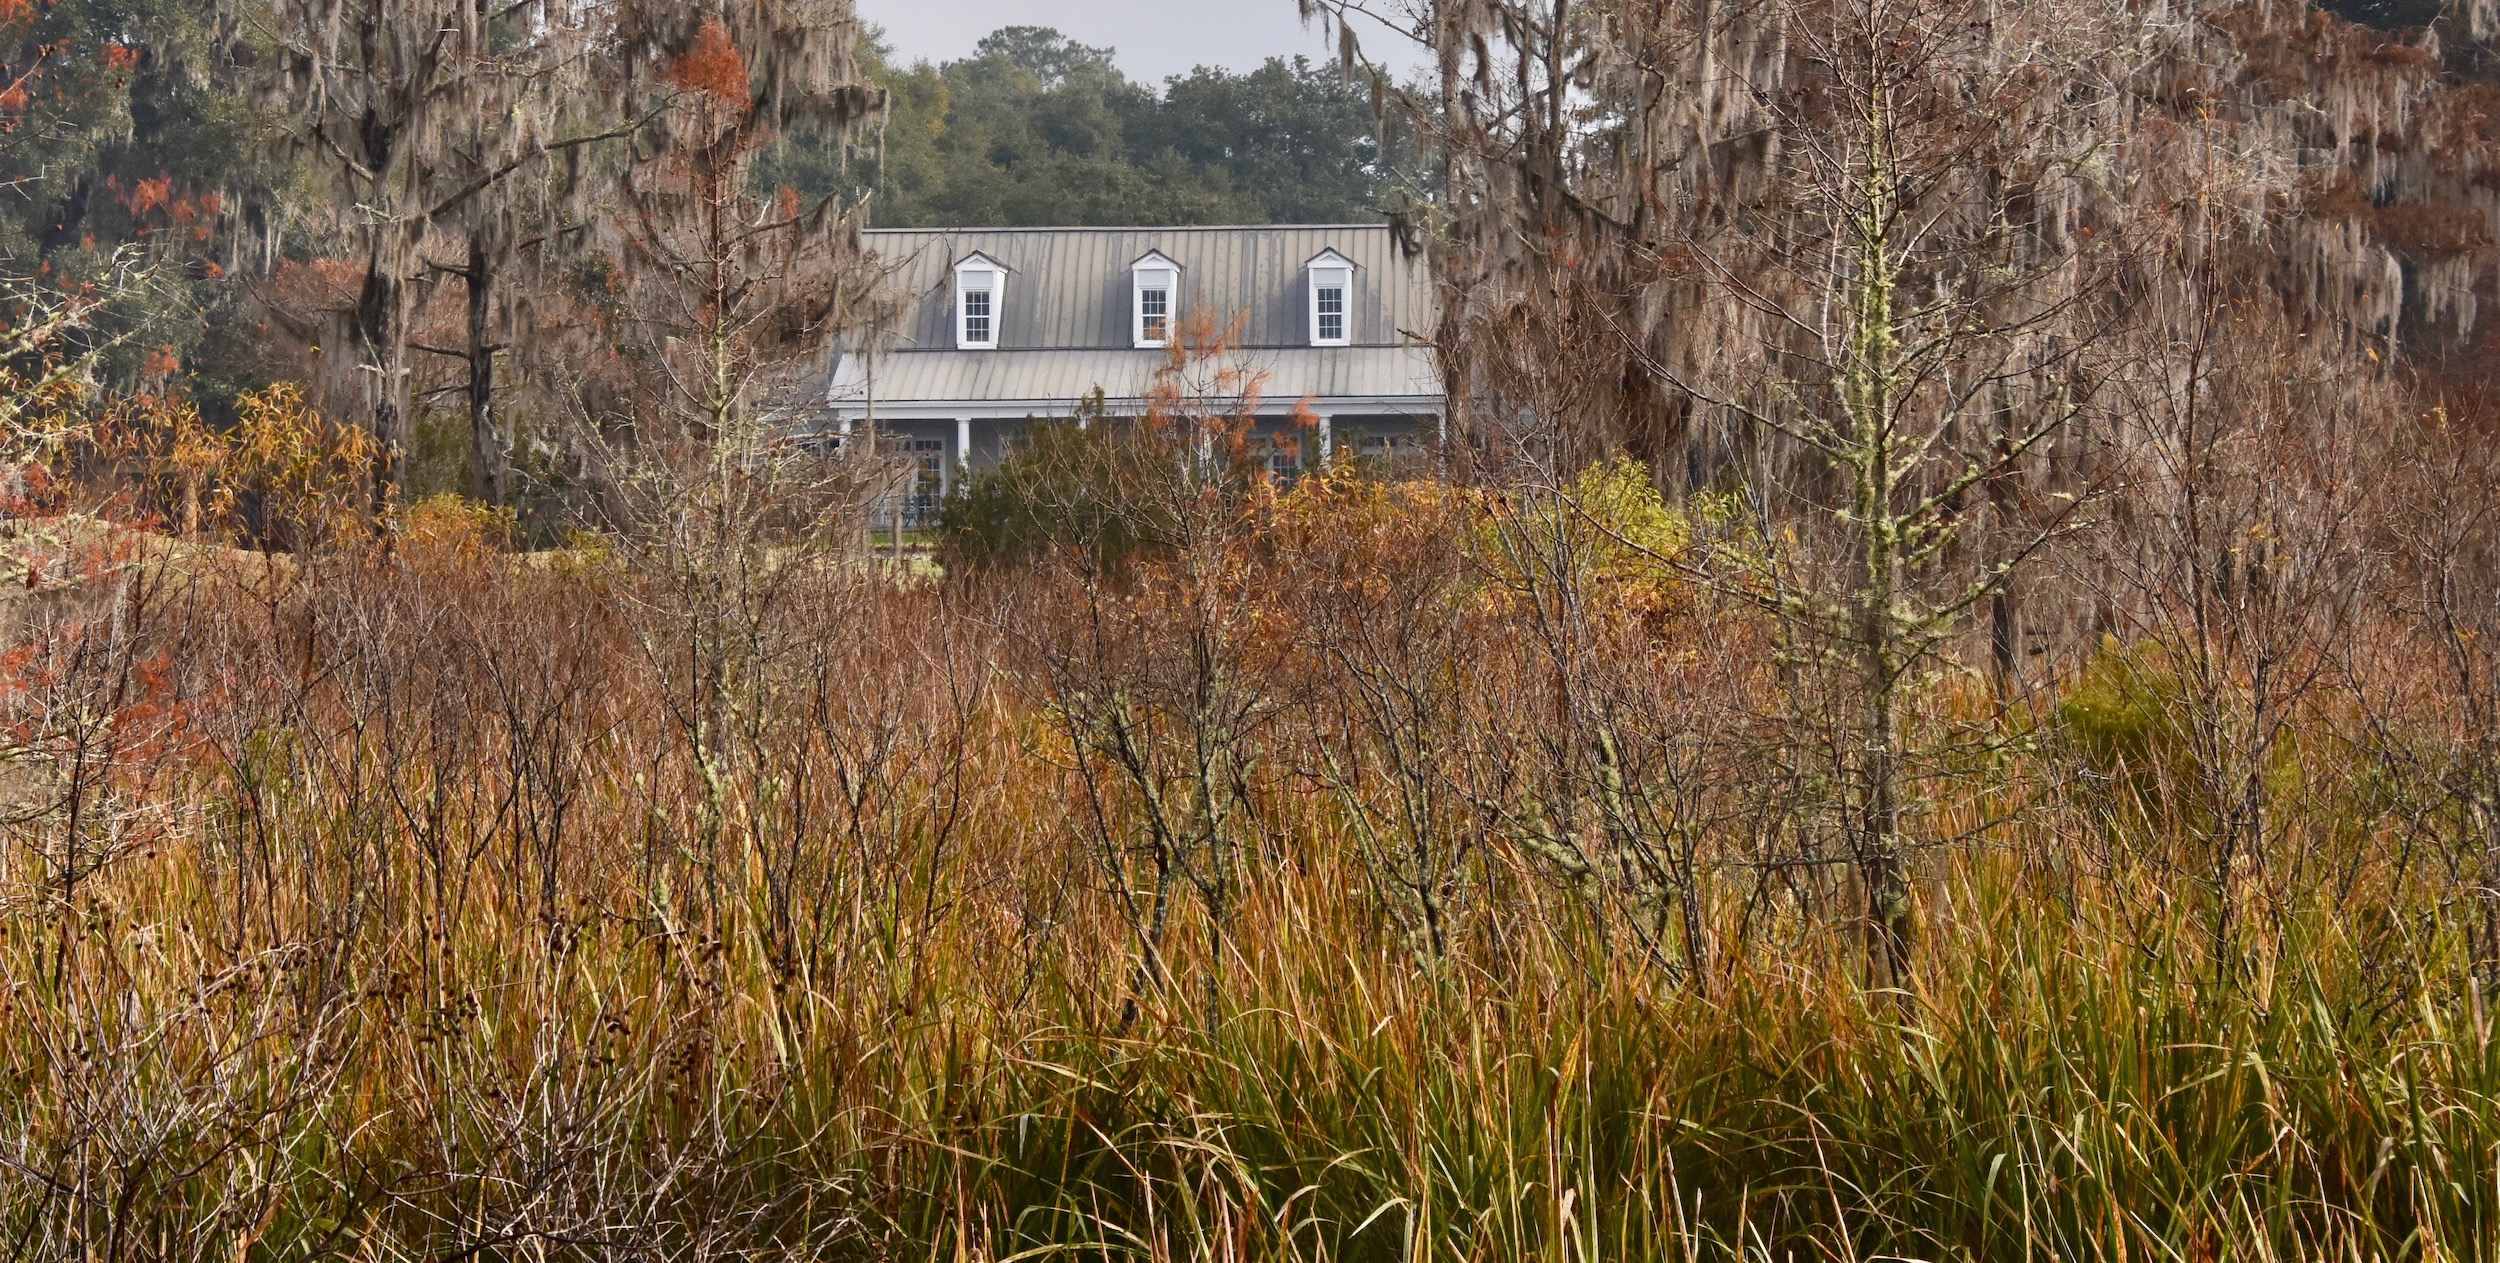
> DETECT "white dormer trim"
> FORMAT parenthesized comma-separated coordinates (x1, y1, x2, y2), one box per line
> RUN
(954, 251, 1006, 350)
(1306, 248, 1355, 347)
(1130, 249, 1181, 349)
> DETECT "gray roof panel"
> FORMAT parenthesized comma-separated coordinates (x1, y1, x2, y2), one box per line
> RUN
(828, 344, 1441, 418)
(858, 224, 1434, 353)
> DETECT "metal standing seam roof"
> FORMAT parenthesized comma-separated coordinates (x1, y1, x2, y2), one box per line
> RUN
(830, 345, 1442, 418)
(826, 224, 1444, 416)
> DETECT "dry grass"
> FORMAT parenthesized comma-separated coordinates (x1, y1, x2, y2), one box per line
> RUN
(0, 478, 2494, 1262)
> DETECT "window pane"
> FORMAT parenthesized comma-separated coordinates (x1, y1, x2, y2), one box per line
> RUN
(1317, 285, 1345, 342)
(963, 288, 992, 343)
(905, 438, 947, 527)
(1141, 287, 1168, 341)
(1267, 434, 1301, 487)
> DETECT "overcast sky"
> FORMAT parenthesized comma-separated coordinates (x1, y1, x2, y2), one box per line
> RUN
(858, 0, 1415, 83)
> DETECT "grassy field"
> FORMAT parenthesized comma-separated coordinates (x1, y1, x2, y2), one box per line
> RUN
(1, 480, 2495, 1262)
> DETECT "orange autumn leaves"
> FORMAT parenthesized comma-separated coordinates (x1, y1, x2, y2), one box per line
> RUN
(0, 0, 139, 118)
(667, 18, 748, 103)
(111, 173, 220, 242)
(0, 0, 42, 116)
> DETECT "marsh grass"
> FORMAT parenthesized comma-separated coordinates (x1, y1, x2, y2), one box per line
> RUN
(1, 497, 2495, 1261)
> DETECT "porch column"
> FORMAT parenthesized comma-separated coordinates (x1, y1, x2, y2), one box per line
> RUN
(955, 417, 973, 475)
(1317, 413, 1334, 463)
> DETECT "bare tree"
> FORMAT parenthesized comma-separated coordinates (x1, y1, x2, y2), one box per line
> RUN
(1683, 0, 2151, 984)
(580, 3, 886, 926)
(1000, 317, 1286, 1032)
(2371, 405, 2500, 987)
(1476, 461, 1776, 987)
(1283, 474, 1488, 966)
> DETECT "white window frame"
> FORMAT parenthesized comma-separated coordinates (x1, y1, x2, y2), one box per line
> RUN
(1131, 250, 1180, 348)
(1306, 249, 1354, 347)
(954, 253, 1005, 349)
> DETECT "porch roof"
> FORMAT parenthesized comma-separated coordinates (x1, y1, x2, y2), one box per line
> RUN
(825, 344, 1443, 421)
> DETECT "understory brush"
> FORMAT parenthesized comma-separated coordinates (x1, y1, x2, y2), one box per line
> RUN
(0, 480, 2494, 1261)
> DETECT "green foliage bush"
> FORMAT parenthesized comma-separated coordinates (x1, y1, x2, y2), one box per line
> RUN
(935, 412, 1181, 571)
(2056, 635, 2201, 794)
(2054, 635, 2320, 831)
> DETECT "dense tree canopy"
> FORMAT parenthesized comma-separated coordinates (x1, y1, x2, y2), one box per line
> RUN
(764, 26, 1421, 227)
(0, 0, 261, 387)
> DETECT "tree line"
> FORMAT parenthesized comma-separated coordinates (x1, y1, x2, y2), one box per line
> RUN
(768, 26, 1421, 228)
(0, 7, 1409, 534)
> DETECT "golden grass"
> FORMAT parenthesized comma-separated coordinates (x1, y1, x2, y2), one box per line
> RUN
(0, 506, 2494, 1261)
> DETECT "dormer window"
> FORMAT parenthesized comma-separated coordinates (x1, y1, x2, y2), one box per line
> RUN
(954, 252, 1005, 349)
(1131, 250, 1180, 348)
(1306, 249, 1354, 346)
(1315, 283, 1345, 342)
(964, 288, 993, 345)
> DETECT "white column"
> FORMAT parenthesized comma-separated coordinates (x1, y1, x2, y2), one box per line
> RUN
(955, 417, 973, 473)
(1317, 414, 1334, 463)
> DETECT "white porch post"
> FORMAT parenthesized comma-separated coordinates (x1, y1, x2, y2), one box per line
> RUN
(1317, 413, 1334, 463)
(955, 417, 973, 478)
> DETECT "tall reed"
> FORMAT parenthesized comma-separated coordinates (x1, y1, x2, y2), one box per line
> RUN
(0, 495, 2492, 1261)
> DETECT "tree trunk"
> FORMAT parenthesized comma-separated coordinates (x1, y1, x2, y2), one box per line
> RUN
(355, 257, 406, 520)
(1988, 393, 2022, 698)
(1853, 421, 1914, 990)
(1861, 612, 1913, 990)
(467, 233, 506, 508)
(1847, 109, 1914, 993)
